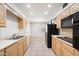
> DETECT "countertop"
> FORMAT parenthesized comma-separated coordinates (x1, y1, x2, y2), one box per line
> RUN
(51, 35, 73, 46)
(0, 36, 26, 51)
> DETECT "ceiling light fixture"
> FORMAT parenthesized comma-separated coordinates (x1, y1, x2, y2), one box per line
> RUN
(48, 4, 51, 8)
(27, 4, 31, 8)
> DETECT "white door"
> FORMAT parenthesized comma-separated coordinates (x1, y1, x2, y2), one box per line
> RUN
(31, 22, 47, 39)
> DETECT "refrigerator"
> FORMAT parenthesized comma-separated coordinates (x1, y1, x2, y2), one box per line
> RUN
(45, 24, 59, 48)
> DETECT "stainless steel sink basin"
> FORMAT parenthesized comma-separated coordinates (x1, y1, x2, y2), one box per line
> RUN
(7, 36, 24, 40)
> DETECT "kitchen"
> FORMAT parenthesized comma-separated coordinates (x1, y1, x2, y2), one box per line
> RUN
(0, 3, 79, 56)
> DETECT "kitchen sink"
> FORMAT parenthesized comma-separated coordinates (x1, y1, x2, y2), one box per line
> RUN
(7, 36, 24, 40)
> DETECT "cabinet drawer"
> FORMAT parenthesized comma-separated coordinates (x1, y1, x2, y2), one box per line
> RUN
(62, 48, 74, 56)
(0, 50, 4, 56)
(56, 38, 61, 44)
(62, 42, 74, 55)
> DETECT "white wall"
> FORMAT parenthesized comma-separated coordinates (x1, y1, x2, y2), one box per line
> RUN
(0, 10, 18, 39)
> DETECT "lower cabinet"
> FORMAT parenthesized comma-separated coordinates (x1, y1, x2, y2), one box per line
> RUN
(55, 38, 62, 56)
(62, 48, 73, 56)
(75, 49, 79, 56)
(0, 36, 29, 56)
(17, 37, 27, 56)
(18, 43, 24, 56)
(5, 43, 18, 56)
(52, 36, 75, 56)
(0, 50, 4, 56)
(18, 39, 24, 56)
(52, 36, 56, 52)
(55, 43, 62, 56)
(24, 39, 27, 53)
(62, 42, 75, 56)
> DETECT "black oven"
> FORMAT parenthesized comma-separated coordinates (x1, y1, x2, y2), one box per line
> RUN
(73, 11, 79, 50)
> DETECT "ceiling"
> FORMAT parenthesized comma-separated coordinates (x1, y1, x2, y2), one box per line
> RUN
(10, 3, 64, 22)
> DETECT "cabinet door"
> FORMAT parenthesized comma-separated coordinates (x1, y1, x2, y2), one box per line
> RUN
(62, 42, 75, 56)
(18, 17, 26, 29)
(52, 36, 56, 52)
(62, 8, 70, 18)
(62, 48, 73, 56)
(55, 13, 63, 28)
(55, 38, 62, 56)
(0, 50, 4, 56)
(18, 42, 24, 56)
(0, 4, 6, 27)
(5, 43, 18, 56)
(70, 4, 79, 14)
(24, 39, 27, 53)
(62, 42, 75, 55)
(55, 43, 62, 56)
(75, 49, 79, 56)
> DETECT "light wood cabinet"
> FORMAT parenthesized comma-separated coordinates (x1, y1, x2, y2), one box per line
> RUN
(0, 4, 6, 27)
(55, 44, 62, 56)
(70, 4, 79, 14)
(55, 15, 62, 28)
(0, 50, 4, 56)
(24, 39, 27, 53)
(62, 42, 75, 56)
(62, 8, 70, 18)
(62, 48, 73, 56)
(18, 17, 26, 29)
(52, 36, 56, 52)
(52, 36, 75, 56)
(17, 39, 24, 56)
(55, 38, 62, 56)
(75, 49, 79, 56)
(5, 43, 18, 56)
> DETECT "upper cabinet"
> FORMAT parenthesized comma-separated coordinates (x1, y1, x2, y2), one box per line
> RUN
(54, 14, 63, 28)
(70, 4, 79, 14)
(18, 17, 26, 29)
(62, 8, 70, 19)
(54, 3, 79, 29)
(0, 4, 6, 27)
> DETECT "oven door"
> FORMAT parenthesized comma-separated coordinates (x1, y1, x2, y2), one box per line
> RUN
(73, 26, 79, 50)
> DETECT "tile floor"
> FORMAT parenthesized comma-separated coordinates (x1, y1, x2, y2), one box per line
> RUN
(24, 36, 55, 56)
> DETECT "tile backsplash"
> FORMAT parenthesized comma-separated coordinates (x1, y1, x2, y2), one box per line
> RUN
(60, 28, 73, 38)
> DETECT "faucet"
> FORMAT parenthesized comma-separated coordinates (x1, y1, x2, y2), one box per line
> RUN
(12, 33, 18, 38)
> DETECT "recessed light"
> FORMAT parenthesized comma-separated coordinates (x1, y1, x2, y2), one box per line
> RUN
(30, 12, 34, 15)
(45, 11, 48, 15)
(27, 4, 31, 8)
(48, 4, 51, 8)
